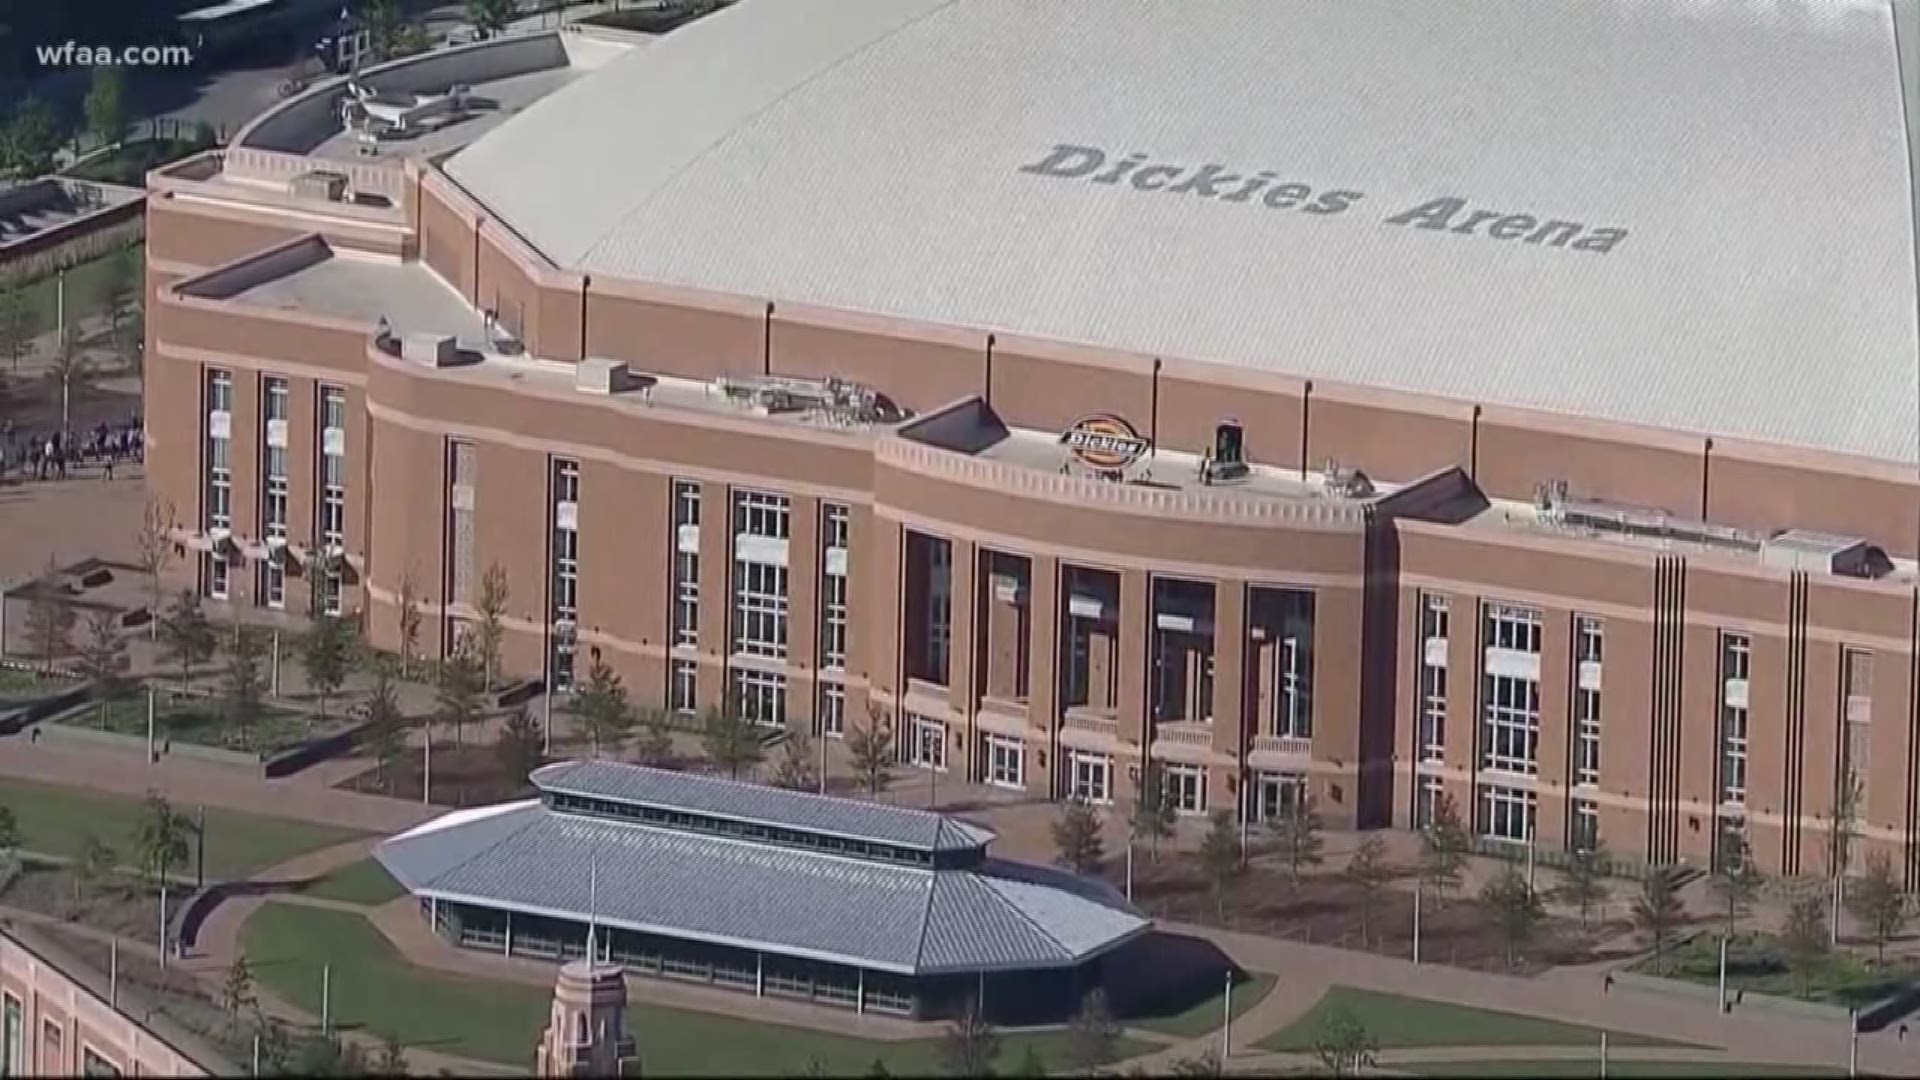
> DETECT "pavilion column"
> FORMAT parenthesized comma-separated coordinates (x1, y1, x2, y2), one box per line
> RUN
(857, 969, 865, 1014)
(756, 952, 764, 997)
(505, 910, 513, 957)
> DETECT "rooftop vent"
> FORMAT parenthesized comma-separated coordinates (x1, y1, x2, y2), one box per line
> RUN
(1322, 458, 1375, 499)
(288, 169, 348, 202)
(576, 358, 634, 395)
(1554, 499, 1762, 552)
(1760, 530, 1872, 577)
(400, 332, 458, 368)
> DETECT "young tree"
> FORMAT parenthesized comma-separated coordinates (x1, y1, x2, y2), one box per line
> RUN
(701, 700, 764, 780)
(43, 331, 93, 439)
(465, 0, 515, 38)
(770, 728, 819, 791)
(937, 998, 1000, 1079)
(395, 567, 423, 678)
(1848, 851, 1907, 964)
(845, 706, 895, 795)
(1065, 989, 1120, 1074)
(0, 287, 28, 372)
(473, 562, 510, 690)
(75, 608, 130, 726)
(361, 661, 405, 790)
(83, 66, 128, 151)
(135, 498, 177, 640)
(1128, 762, 1178, 861)
(1829, 769, 1864, 939)
(220, 955, 256, 1017)
(1481, 864, 1544, 968)
(158, 590, 214, 691)
(300, 612, 356, 720)
(567, 654, 633, 758)
(1418, 790, 1470, 900)
(495, 705, 542, 790)
(1051, 797, 1106, 877)
(73, 832, 118, 903)
(0, 807, 18, 857)
(374, 1036, 408, 1078)
(133, 791, 188, 889)
(1555, 842, 1612, 931)
(1198, 808, 1244, 921)
(23, 561, 75, 674)
(4, 97, 59, 178)
(221, 620, 268, 749)
(626, 707, 671, 767)
(102, 245, 140, 333)
(361, 0, 405, 59)
(1344, 836, 1393, 948)
(1782, 891, 1830, 998)
(1710, 838, 1763, 937)
(434, 645, 486, 749)
(1633, 866, 1685, 974)
(1312, 1005, 1378, 1079)
(1269, 797, 1326, 887)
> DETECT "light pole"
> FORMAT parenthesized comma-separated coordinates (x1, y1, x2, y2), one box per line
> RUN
(146, 686, 156, 763)
(321, 963, 332, 1034)
(270, 627, 281, 698)
(195, 805, 206, 890)
(157, 884, 168, 970)
(422, 723, 433, 805)
(1412, 884, 1422, 966)
(542, 689, 553, 755)
(1717, 933, 1728, 1013)
(1525, 821, 1537, 892)
(1849, 1011, 1859, 1078)
(1220, 969, 1233, 1061)
(1599, 1031, 1608, 1079)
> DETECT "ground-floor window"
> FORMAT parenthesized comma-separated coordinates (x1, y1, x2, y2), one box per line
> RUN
(322, 568, 343, 615)
(550, 639, 576, 695)
(908, 714, 947, 771)
(732, 668, 787, 727)
(819, 683, 845, 738)
(260, 560, 284, 609)
(205, 553, 229, 600)
(80, 1047, 119, 1078)
(3, 992, 20, 1077)
(1250, 770, 1307, 823)
(1165, 763, 1207, 815)
(1414, 773, 1443, 829)
(984, 734, 1022, 789)
(1569, 797, 1599, 853)
(1477, 783, 1536, 843)
(670, 659, 697, 714)
(1068, 751, 1112, 805)
(1715, 815, 1748, 872)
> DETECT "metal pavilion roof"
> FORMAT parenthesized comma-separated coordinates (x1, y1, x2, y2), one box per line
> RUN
(376, 763, 1148, 975)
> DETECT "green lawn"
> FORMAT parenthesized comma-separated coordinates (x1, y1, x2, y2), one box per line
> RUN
(1400, 1059, 1844, 1078)
(1259, 986, 1690, 1053)
(1637, 932, 1919, 1008)
(299, 858, 405, 906)
(0, 669, 75, 708)
(69, 694, 311, 755)
(11, 247, 130, 337)
(241, 903, 1153, 1076)
(1133, 970, 1276, 1038)
(0, 777, 361, 880)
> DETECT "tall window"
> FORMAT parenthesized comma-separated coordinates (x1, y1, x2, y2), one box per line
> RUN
(984, 734, 1023, 789)
(1069, 751, 1112, 804)
(926, 537, 952, 680)
(1718, 632, 1751, 806)
(204, 368, 233, 600)
(259, 376, 290, 608)
(1570, 797, 1599, 852)
(549, 458, 580, 693)
(672, 480, 700, 648)
(1272, 591, 1315, 738)
(1479, 603, 1542, 776)
(1843, 648, 1872, 800)
(820, 503, 850, 670)
(1414, 774, 1443, 828)
(909, 714, 947, 770)
(1573, 614, 1603, 787)
(732, 667, 786, 727)
(317, 385, 347, 615)
(731, 490, 790, 660)
(1417, 593, 1448, 763)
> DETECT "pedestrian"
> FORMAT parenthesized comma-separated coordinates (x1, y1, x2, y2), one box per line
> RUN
(102, 454, 114, 481)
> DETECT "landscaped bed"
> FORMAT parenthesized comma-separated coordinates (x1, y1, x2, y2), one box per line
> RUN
(1120, 855, 1628, 975)
(1258, 986, 1691, 1052)
(1399, 1059, 1842, 1078)
(55, 692, 315, 756)
(241, 902, 1154, 1076)
(0, 857, 166, 945)
(1633, 931, 1920, 1009)
(0, 668, 78, 711)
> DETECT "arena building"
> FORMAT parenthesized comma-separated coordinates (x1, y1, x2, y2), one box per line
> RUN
(375, 759, 1149, 1020)
(143, 0, 1920, 881)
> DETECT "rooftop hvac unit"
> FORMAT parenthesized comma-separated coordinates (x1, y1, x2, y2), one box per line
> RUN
(1322, 459, 1374, 499)
(400, 333, 458, 368)
(575, 358, 632, 395)
(1760, 530, 1872, 577)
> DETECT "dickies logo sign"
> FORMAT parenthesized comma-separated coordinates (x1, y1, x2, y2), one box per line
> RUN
(1060, 414, 1150, 470)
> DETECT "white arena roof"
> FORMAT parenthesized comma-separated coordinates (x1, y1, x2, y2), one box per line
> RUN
(447, 0, 1920, 464)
